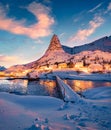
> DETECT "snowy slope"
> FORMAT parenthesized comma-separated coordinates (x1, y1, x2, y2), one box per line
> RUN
(71, 50, 111, 63)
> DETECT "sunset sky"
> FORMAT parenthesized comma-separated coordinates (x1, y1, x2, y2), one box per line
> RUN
(0, 0, 111, 67)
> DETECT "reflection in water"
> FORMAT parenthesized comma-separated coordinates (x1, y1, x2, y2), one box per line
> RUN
(27, 80, 59, 98)
(64, 80, 93, 92)
(10, 79, 28, 88)
(64, 80, 111, 92)
(39, 80, 56, 95)
(0, 79, 28, 87)
(0, 77, 111, 97)
(0, 79, 28, 95)
(27, 81, 49, 95)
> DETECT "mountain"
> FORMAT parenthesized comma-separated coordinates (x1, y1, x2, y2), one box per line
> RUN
(24, 34, 72, 69)
(5, 34, 71, 73)
(0, 66, 6, 71)
(62, 36, 111, 54)
(5, 34, 111, 75)
(45, 34, 63, 53)
(36, 34, 71, 66)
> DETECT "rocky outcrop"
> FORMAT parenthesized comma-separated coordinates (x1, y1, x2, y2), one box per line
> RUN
(45, 34, 63, 53)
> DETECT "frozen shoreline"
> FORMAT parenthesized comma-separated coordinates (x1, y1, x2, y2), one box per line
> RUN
(1, 70, 111, 82)
(38, 70, 111, 81)
(0, 85, 111, 130)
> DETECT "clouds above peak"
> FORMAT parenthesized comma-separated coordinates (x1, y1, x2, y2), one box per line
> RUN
(0, 2, 54, 39)
(69, 16, 104, 45)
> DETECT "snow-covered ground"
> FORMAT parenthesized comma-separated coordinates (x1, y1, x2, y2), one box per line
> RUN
(39, 70, 111, 81)
(0, 80, 111, 130)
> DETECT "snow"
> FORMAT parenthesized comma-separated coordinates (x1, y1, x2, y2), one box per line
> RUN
(83, 86, 111, 100)
(39, 69, 111, 81)
(56, 76, 81, 102)
(0, 80, 111, 130)
(0, 34, 111, 129)
(63, 36, 111, 54)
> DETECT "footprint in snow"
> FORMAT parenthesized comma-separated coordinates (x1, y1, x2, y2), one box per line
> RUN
(58, 102, 72, 111)
(34, 117, 51, 130)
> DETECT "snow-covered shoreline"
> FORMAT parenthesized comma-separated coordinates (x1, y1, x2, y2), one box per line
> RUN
(38, 70, 111, 81)
(0, 86, 111, 130)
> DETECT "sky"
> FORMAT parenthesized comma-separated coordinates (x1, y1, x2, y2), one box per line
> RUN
(0, 0, 111, 67)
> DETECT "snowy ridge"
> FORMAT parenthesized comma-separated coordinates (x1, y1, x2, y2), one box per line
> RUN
(63, 36, 111, 54)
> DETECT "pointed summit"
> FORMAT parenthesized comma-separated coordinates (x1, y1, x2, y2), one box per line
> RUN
(36, 34, 71, 66)
(45, 34, 63, 53)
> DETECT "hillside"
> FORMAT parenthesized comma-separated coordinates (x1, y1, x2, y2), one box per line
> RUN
(69, 50, 111, 73)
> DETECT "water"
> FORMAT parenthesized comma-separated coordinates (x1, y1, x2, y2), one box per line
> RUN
(0, 78, 58, 97)
(0, 77, 111, 97)
(64, 80, 111, 92)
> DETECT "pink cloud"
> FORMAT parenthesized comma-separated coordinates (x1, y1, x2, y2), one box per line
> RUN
(0, 55, 28, 67)
(69, 16, 104, 45)
(0, 2, 54, 39)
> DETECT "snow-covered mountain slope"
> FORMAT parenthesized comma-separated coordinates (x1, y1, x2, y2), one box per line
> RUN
(69, 50, 111, 73)
(71, 50, 111, 63)
(63, 36, 111, 54)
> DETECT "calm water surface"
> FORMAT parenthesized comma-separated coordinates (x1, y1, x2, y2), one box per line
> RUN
(0, 77, 111, 97)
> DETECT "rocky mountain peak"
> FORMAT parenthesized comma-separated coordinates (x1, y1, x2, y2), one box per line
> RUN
(45, 34, 63, 53)
(35, 34, 71, 66)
